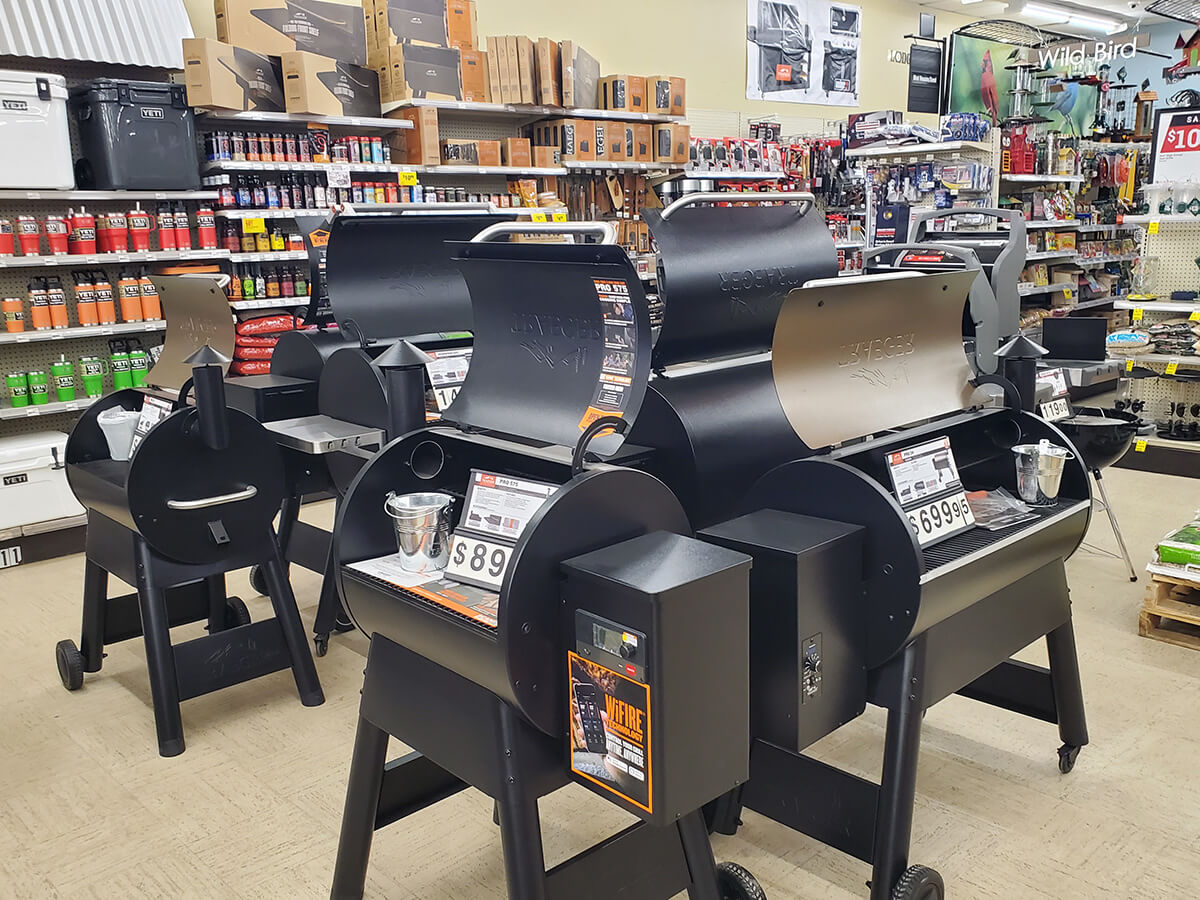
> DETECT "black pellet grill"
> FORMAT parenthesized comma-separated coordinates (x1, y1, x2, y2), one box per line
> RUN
(57, 276, 323, 757)
(328, 230, 765, 900)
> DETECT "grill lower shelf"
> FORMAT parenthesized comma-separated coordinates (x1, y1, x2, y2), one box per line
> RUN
(922, 498, 1089, 571)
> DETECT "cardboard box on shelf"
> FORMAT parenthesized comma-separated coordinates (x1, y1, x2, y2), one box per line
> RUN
(384, 42, 462, 102)
(500, 36, 517, 104)
(446, 0, 477, 50)
(561, 41, 600, 108)
(183, 38, 286, 112)
(503, 137, 532, 167)
(632, 123, 653, 161)
(606, 122, 625, 160)
(592, 121, 608, 160)
(216, 0, 367, 65)
(281, 51, 380, 117)
(654, 123, 690, 163)
(538, 118, 593, 161)
(535, 38, 561, 106)
(622, 123, 636, 160)
(846, 110, 902, 149)
(532, 145, 560, 167)
(388, 105, 440, 164)
(627, 75, 647, 112)
(373, 0, 448, 48)
(441, 138, 501, 166)
(485, 37, 502, 102)
(600, 75, 631, 111)
(515, 36, 536, 105)
(460, 48, 488, 101)
(649, 75, 685, 115)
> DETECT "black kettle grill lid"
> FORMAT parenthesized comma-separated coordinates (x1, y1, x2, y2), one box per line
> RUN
(446, 238, 653, 458)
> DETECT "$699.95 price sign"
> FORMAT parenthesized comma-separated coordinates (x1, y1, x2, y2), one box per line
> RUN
(905, 493, 974, 545)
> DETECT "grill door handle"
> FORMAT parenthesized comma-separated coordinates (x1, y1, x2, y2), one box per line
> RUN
(166, 485, 258, 510)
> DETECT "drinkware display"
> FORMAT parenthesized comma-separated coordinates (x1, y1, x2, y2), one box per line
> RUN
(68, 207, 97, 255)
(28, 279, 51, 330)
(128, 342, 149, 387)
(6, 372, 28, 407)
(0, 218, 13, 255)
(109, 345, 132, 389)
(93, 272, 117, 325)
(156, 205, 176, 250)
(117, 271, 143, 323)
(16, 216, 40, 255)
(98, 211, 129, 252)
(128, 205, 154, 251)
(173, 203, 191, 250)
(44, 215, 69, 255)
(2, 297, 23, 333)
(50, 357, 75, 401)
(26, 369, 49, 405)
(196, 206, 217, 250)
(74, 272, 98, 326)
(138, 270, 161, 321)
(79, 357, 108, 398)
(46, 276, 69, 329)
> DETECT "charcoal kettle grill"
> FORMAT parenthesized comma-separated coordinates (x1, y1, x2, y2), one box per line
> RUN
(328, 223, 766, 900)
(57, 275, 323, 757)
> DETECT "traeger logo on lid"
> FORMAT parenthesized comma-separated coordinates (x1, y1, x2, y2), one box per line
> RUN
(719, 266, 804, 316)
(141, 107, 164, 119)
(838, 333, 915, 368)
(3, 99, 28, 111)
(511, 312, 602, 372)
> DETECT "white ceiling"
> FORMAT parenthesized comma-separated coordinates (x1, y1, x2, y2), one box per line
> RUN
(918, 0, 1172, 33)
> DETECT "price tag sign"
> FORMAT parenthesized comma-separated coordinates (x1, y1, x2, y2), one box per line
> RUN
(1148, 221, 1160, 235)
(1132, 308, 1144, 321)
(434, 385, 460, 410)
(424, 347, 471, 412)
(398, 170, 418, 186)
(444, 532, 512, 591)
(1063, 288, 1073, 301)
(1135, 439, 1148, 453)
(552, 211, 568, 222)
(327, 163, 352, 189)
(461, 470, 556, 541)
(1166, 361, 1180, 375)
(1126, 359, 1135, 373)
(530, 210, 548, 223)
(242, 216, 266, 235)
(886, 436, 976, 547)
(1191, 311, 1200, 322)
(1040, 398, 1072, 421)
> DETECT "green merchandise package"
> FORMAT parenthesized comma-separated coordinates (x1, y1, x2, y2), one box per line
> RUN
(1157, 517, 1200, 566)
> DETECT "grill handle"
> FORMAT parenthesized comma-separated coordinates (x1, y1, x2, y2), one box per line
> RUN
(659, 190, 815, 220)
(166, 486, 258, 511)
(470, 221, 617, 243)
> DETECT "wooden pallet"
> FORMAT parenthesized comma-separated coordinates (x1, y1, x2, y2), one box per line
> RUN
(1140, 574, 1200, 651)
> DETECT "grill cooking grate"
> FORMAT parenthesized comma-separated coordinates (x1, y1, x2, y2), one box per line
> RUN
(921, 500, 1085, 570)
(343, 567, 500, 635)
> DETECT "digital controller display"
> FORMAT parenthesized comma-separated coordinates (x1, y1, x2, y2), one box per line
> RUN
(592, 623, 637, 656)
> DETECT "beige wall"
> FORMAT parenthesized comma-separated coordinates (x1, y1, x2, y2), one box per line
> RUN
(183, 0, 976, 123)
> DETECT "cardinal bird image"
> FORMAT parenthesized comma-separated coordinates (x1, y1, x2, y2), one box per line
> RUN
(981, 50, 999, 123)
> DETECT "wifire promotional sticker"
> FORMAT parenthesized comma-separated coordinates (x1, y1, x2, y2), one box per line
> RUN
(580, 278, 637, 431)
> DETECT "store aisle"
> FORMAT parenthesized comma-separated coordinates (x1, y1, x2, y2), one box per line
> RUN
(1, 465, 1196, 899)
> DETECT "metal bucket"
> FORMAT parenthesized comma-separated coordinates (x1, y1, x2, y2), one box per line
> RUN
(1012, 440, 1074, 507)
(384, 491, 454, 573)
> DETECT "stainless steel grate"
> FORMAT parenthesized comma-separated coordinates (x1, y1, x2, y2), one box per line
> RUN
(1145, 0, 1200, 24)
(922, 501, 1077, 570)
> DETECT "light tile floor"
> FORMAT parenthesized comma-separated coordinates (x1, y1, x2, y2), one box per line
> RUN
(2, 464, 1197, 899)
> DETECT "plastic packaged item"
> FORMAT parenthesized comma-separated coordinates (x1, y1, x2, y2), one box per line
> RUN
(96, 406, 140, 460)
(230, 359, 271, 375)
(236, 314, 301, 336)
(235, 345, 275, 360)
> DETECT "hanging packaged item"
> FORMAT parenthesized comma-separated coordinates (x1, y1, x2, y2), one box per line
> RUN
(70, 80, 201, 190)
(0, 70, 73, 190)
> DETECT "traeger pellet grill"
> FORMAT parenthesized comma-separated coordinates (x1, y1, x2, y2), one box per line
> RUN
(57, 276, 323, 757)
(328, 222, 765, 900)
(228, 206, 504, 654)
(698, 269, 1091, 899)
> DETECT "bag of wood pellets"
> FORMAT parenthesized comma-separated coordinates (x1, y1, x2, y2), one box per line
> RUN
(1157, 516, 1200, 566)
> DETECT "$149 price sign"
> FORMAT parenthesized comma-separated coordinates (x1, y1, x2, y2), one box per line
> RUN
(906, 493, 975, 545)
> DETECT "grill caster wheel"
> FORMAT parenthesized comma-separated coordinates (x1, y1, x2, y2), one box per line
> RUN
(717, 862, 766, 900)
(55, 639, 84, 692)
(224, 597, 251, 629)
(249, 564, 268, 597)
(314, 634, 329, 657)
(1058, 743, 1081, 774)
(892, 864, 944, 900)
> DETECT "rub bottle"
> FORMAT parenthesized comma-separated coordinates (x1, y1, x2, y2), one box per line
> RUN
(117, 271, 143, 322)
(138, 268, 161, 321)
(228, 266, 242, 301)
(93, 271, 117, 325)
(46, 276, 69, 329)
(74, 271, 98, 326)
(28, 279, 51, 330)
(242, 265, 256, 300)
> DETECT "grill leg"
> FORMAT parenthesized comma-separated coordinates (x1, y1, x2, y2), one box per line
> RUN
(260, 533, 324, 707)
(330, 714, 390, 900)
(313, 525, 353, 648)
(496, 703, 548, 900)
(1046, 619, 1089, 750)
(678, 809, 723, 900)
(133, 539, 185, 758)
(80, 558, 108, 673)
(204, 574, 227, 633)
(870, 641, 926, 900)
(706, 785, 745, 836)
(276, 493, 302, 575)
(1093, 469, 1137, 582)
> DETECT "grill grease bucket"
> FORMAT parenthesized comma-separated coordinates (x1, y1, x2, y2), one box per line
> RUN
(384, 491, 454, 573)
(1013, 440, 1074, 506)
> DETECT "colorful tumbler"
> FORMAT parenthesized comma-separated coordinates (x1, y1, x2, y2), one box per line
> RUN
(50, 357, 75, 401)
(6, 372, 28, 407)
(27, 369, 49, 405)
(110, 350, 132, 390)
(129, 347, 149, 387)
(79, 357, 107, 398)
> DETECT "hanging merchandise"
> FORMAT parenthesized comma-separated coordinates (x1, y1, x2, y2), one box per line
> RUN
(746, 0, 861, 106)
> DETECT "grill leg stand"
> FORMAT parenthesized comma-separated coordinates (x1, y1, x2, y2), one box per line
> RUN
(330, 714, 389, 900)
(706, 785, 745, 836)
(80, 558, 108, 673)
(204, 574, 227, 633)
(1093, 469, 1137, 582)
(313, 511, 353, 654)
(870, 641, 926, 900)
(496, 704, 549, 900)
(678, 809, 723, 900)
(276, 493, 302, 577)
(133, 539, 185, 758)
(260, 533, 324, 707)
(1046, 619, 1089, 752)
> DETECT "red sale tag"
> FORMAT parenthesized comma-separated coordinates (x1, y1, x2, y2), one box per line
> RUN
(776, 64, 793, 82)
(1164, 122, 1200, 152)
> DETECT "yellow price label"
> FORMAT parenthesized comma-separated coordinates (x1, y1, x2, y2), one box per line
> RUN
(241, 216, 266, 234)
(1132, 308, 1143, 321)
(1126, 359, 1135, 372)
(1167, 361, 1180, 375)
(1135, 439, 1148, 453)
(1191, 310, 1200, 322)
(1148, 221, 1160, 235)
(552, 211, 567, 222)
(530, 210, 548, 223)
(1063, 288, 1073, 301)
(398, 170, 418, 186)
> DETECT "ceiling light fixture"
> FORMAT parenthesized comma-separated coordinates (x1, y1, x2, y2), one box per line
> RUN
(1021, 1, 1125, 33)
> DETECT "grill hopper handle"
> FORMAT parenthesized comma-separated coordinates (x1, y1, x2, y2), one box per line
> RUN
(658, 190, 815, 220)
(470, 221, 618, 243)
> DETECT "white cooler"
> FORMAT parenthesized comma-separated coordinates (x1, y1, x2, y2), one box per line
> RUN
(0, 431, 84, 530)
(0, 70, 74, 190)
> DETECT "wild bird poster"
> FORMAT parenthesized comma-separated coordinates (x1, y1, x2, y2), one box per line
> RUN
(947, 34, 1096, 134)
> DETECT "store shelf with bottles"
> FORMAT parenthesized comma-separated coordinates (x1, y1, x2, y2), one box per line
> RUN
(1024, 219, 1080, 230)
(380, 97, 685, 124)
(420, 164, 567, 176)
(845, 140, 993, 160)
(0, 320, 165, 346)
(0, 249, 230, 270)
(228, 250, 309, 264)
(0, 190, 220, 203)
(1077, 254, 1138, 268)
(201, 160, 414, 176)
(229, 298, 309, 311)
(197, 109, 412, 132)
(564, 161, 684, 173)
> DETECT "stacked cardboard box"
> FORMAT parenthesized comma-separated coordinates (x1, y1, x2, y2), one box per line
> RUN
(532, 118, 683, 164)
(599, 74, 686, 115)
(366, 0, 472, 103)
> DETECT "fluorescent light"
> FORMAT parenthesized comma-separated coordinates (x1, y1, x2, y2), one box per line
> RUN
(1021, 1, 1122, 32)
(961, 0, 984, 5)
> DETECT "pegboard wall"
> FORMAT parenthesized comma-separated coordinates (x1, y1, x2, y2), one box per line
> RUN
(1141, 226, 1200, 297)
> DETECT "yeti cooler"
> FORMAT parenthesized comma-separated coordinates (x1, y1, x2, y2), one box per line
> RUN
(0, 70, 73, 189)
(0, 431, 84, 530)
(70, 79, 201, 190)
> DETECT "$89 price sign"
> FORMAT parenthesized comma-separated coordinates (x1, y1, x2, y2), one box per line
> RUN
(445, 532, 511, 590)
(906, 492, 975, 545)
